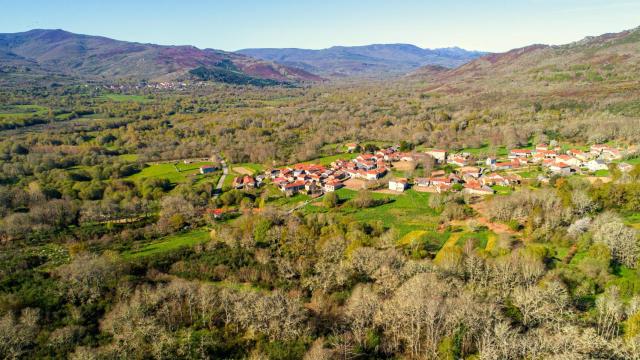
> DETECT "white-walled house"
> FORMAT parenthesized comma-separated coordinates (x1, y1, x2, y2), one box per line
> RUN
(426, 149, 447, 164)
(388, 178, 409, 192)
(585, 159, 608, 172)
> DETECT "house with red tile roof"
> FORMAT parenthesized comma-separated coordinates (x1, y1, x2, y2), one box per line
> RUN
(365, 167, 387, 180)
(463, 181, 495, 195)
(324, 179, 344, 192)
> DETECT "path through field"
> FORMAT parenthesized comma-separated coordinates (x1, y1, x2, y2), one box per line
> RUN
(214, 160, 228, 198)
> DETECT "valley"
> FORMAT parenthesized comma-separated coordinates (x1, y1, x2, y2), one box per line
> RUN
(1, 23, 640, 360)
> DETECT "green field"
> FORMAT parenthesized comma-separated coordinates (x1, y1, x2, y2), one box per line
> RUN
(0, 104, 49, 119)
(625, 157, 640, 165)
(124, 228, 210, 258)
(102, 94, 153, 103)
(514, 169, 541, 179)
(224, 169, 241, 188)
(608, 266, 640, 300)
(594, 169, 611, 177)
(455, 229, 493, 249)
(300, 152, 358, 166)
(333, 189, 439, 236)
(492, 185, 513, 195)
(458, 144, 509, 157)
(269, 191, 311, 208)
(118, 153, 139, 162)
(128, 161, 218, 184)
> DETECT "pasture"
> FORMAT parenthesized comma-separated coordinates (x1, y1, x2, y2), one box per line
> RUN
(101, 93, 153, 103)
(123, 228, 210, 259)
(128, 161, 219, 184)
(333, 188, 440, 237)
(0, 104, 49, 119)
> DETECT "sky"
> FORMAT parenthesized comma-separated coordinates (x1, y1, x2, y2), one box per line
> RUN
(1, 0, 640, 52)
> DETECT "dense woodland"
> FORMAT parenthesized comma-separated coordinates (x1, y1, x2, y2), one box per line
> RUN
(1, 76, 640, 360)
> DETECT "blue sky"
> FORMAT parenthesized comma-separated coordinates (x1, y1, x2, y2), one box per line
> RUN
(1, 0, 639, 52)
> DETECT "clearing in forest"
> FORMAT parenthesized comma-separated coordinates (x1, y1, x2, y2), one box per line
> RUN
(123, 228, 210, 259)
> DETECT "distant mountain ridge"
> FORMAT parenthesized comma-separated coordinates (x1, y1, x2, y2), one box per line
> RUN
(405, 26, 640, 115)
(409, 26, 640, 85)
(237, 44, 487, 77)
(0, 29, 322, 85)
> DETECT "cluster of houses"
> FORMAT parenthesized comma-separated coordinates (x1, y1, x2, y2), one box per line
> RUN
(393, 167, 522, 195)
(268, 146, 413, 196)
(482, 143, 629, 176)
(231, 175, 260, 190)
(267, 163, 350, 196)
(217, 142, 634, 198)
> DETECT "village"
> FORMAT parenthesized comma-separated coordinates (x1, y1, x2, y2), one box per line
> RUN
(202, 142, 636, 200)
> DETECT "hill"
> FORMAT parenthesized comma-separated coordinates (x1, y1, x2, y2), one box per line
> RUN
(409, 26, 640, 107)
(237, 43, 487, 77)
(0, 29, 322, 85)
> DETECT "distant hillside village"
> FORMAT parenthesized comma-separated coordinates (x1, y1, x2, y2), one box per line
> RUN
(206, 142, 636, 199)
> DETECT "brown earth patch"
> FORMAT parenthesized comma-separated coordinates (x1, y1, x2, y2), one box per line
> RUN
(391, 161, 416, 171)
(373, 189, 405, 195)
(232, 167, 254, 175)
(413, 186, 437, 193)
(469, 202, 518, 236)
(344, 178, 366, 190)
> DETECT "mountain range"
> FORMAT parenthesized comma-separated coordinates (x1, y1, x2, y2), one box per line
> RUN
(237, 44, 487, 77)
(2, 26, 640, 91)
(0, 29, 322, 85)
(407, 26, 640, 107)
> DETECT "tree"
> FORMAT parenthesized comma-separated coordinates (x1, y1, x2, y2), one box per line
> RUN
(157, 195, 197, 233)
(399, 140, 414, 152)
(592, 212, 639, 267)
(0, 308, 40, 359)
(323, 192, 339, 208)
(55, 252, 122, 304)
(596, 286, 624, 339)
(345, 284, 379, 347)
(376, 273, 450, 358)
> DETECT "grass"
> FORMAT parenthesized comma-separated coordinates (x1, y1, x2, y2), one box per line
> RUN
(459, 144, 509, 157)
(397, 230, 429, 246)
(456, 230, 492, 249)
(128, 161, 218, 184)
(0, 104, 48, 119)
(609, 266, 640, 300)
(269, 192, 311, 208)
(335, 189, 439, 237)
(118, 153, 139, 162)
(513, 169, 542, 179)
(625, 157, 640, 166)
(124, 228, 210, 259)
(594, 169, 611, 177)
(300, 152, 358, 166)
(624, 212, 640, 230)
(492, 185, 513, 195)
(102, 94, 152, 103)
(484, 232, 498, 252)
(224, 169, 241, 188)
